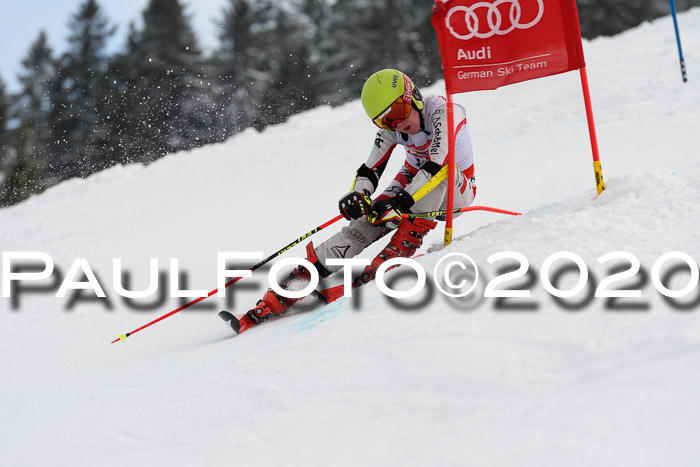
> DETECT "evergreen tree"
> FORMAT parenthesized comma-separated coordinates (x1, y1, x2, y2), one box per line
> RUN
(577, 0, 651, 37)
(314, 0, 416, 106)
(395, 0, 442, 86)
(130, 0, 208, 160)
(0, 118, 44, 207)
(16, 31, 54, 176)
(216, 0, 285, 131)
(217, 0, 255, 81)
(315, 0, 372, 106)
(0, 31, 57, 206)
(577, 0, 700, 38)
(0, 74, 42, 207)
(17, 31, 55, 126)
(1, 73, 13, 206)
(48, 0, 116, 179)
(214, 0, 260, 135)
(101, 22, 147, 165)
(0, 74, 8, 158)
(299, 0, 329, 98)
(255, 3, 320, 128)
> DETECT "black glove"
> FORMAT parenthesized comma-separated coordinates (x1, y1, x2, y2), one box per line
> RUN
(392, 189, 415, 212)
(368, 198, 403, 230)
(367, 190, 415, 230)
(339, 191, 372, 220)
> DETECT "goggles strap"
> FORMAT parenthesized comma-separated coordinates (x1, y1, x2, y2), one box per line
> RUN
(417, 106, 426, 132)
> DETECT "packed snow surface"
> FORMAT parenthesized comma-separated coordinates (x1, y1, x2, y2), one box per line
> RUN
(2, 10, 700, 467)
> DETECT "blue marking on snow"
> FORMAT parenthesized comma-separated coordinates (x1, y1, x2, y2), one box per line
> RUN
(288, 301, 343, 331)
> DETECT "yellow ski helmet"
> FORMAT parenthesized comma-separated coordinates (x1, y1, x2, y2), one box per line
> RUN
(360, 69, 424, 122)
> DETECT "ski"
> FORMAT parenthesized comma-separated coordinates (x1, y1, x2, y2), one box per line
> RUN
(218, 310, 241, 335)
(219, 250, 433, 335)
(218, 290, 331, 335)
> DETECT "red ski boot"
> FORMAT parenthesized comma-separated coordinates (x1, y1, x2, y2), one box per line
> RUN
(239, 241, 330, 332)
(353, 217, 437, 287)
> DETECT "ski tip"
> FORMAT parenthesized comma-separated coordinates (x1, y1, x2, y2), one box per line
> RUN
(218, 310, 234, 321)
(219, 310, 241, 335)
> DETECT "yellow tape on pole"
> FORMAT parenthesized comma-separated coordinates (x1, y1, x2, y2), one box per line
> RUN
(594, 160, 605, 195)
(444, 226, 453, 245)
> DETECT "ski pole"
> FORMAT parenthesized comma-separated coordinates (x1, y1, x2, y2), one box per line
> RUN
(404, 205, 522, 219)
(111, 214, 344, 343)
(669, 0, 688, 82)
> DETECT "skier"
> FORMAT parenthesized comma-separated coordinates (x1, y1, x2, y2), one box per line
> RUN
(236, 68, 476, 332)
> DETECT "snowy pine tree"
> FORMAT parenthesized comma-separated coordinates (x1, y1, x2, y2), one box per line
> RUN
(0, 74, 8, 159)
(212, 0, 250, 138)
(255, 3, 320, 127)
(128, 0, 209, 160)
(48, 0, 116, 179)
(98, 22, 143, 166)
(16, 31, 54, 173)
(0, 31, 57, 206)
(578, 0, 700, 38)
(0, 118, 45, 207)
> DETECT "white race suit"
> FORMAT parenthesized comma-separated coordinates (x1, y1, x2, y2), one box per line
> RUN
(315, 93, 477, 274)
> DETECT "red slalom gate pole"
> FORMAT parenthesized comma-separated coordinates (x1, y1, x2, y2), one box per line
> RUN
(579, 67, 605, 195)
(111, 214, 344, 343)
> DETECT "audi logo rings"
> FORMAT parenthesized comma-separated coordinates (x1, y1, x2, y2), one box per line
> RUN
(446, 0, 545, 40)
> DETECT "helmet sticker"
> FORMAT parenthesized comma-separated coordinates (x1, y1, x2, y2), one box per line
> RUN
(402, 74, 412, 103)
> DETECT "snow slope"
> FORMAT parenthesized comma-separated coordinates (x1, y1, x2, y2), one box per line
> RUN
(2, 9, 700, 467)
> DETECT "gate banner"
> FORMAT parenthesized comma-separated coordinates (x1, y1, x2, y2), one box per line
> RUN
(432, 0, 586, 93)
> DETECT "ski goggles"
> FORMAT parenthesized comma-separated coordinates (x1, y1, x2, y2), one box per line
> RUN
(373, 96, 413, 130)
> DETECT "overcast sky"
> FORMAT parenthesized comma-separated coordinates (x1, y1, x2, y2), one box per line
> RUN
(0, 0, 230, 92)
